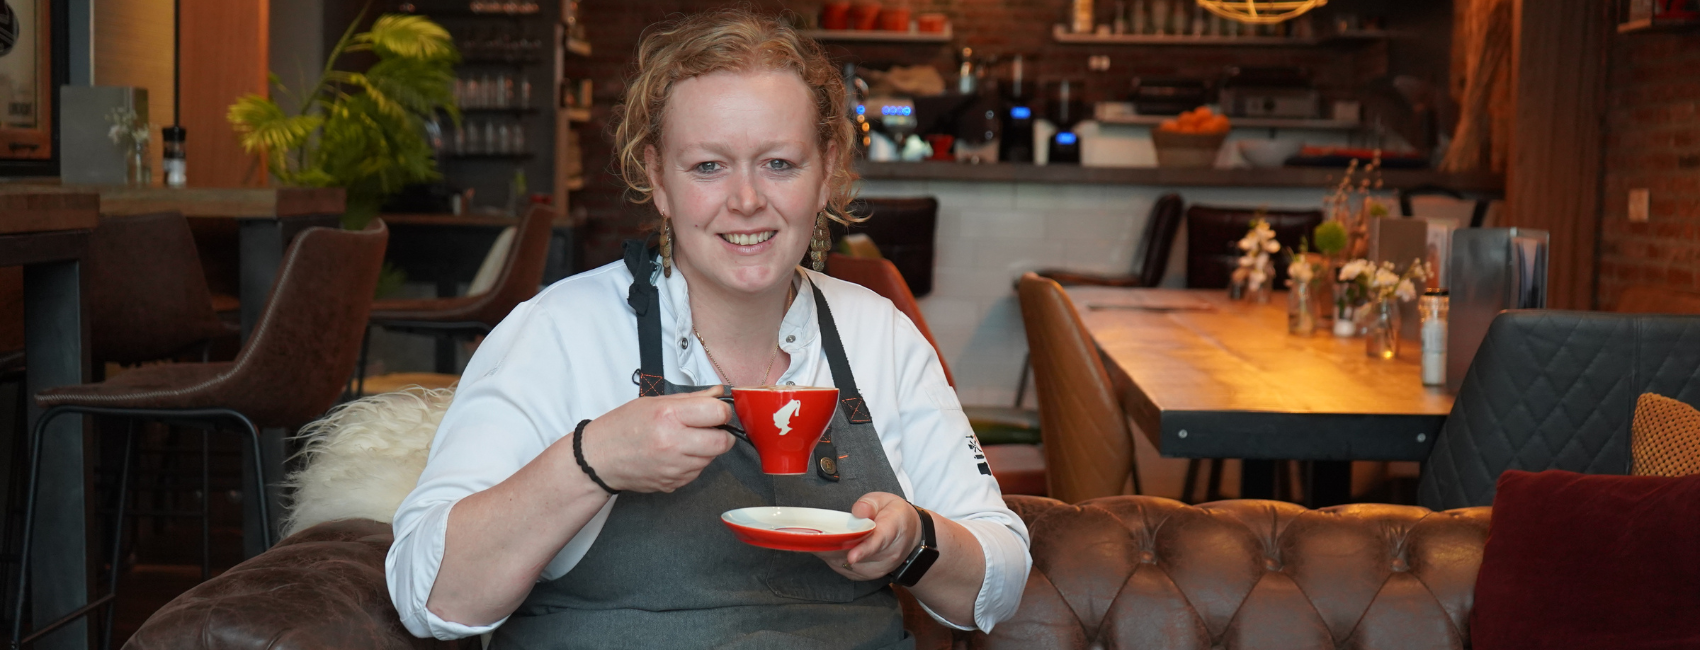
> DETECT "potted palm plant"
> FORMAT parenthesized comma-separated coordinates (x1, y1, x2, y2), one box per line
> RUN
(229, 12, 460, 229)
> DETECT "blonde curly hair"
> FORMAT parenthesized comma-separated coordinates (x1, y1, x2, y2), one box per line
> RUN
(610, 8, 860, 225)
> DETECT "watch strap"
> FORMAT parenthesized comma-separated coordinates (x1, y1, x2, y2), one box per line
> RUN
(891, 504, 939, 587)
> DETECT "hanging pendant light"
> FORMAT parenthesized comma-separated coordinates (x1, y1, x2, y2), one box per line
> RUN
(1196, 0, 1327, 25)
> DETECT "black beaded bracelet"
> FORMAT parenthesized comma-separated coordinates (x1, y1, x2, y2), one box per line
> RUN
(572, 419, 619, 495)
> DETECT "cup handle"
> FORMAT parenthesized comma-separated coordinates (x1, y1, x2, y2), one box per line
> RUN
(715, 395, 750, 445)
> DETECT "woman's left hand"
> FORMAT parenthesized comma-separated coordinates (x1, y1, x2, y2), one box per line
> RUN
(814, 492, 921, 581)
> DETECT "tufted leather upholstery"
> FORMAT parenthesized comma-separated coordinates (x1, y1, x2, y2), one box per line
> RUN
(1185, 206, 1323, 289)
(1018, 273, 1136, 503)
(1418, 310, 1700, 510)
(368, 205, 553, 325)
(128, 496, 1492, 650)
(125, 518, 471, 650)
(38, 222, 389, 429)
(987, 496, 1490, 650)
(1036, 193, 1185, 288)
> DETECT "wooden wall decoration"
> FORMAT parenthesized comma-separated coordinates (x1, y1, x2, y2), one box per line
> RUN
(1505, 0, 1612, 310)
(0, 0, 59, 168)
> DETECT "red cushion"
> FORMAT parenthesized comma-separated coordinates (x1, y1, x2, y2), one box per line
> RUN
(1473, 470, 1700, 649)
(982, 444, 1047, 496)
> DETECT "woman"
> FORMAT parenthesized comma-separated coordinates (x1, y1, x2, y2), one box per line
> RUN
(386, 10, 1030, 648)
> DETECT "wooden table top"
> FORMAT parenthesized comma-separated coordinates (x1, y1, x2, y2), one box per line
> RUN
(0, 190, 99, 235)
(381, 213, 521, 227)
(1069, 287, 1454, 461)
(0, 185, 344, 218)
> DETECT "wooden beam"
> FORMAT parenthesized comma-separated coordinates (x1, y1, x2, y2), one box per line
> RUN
(1506, 0, 1612, 309)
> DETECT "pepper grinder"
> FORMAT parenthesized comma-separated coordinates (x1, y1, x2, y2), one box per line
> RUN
(163, 126, 187, 188)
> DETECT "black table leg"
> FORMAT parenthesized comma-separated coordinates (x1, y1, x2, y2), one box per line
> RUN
(1306, 460, 1353, 508)
(1240, 460, 1275, 500)
(24, 259, 89, 650)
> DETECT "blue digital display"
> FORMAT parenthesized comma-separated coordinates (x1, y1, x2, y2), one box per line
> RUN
(879, 105, 913, 116)
(1055, 132, 1078, 145)
(1010, 106, 1032, 119)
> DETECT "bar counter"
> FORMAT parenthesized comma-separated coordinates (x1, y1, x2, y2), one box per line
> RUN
(860, 161, 1505, 192)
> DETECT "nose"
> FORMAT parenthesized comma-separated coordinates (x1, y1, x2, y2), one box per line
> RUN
(725, 170, 767, 216)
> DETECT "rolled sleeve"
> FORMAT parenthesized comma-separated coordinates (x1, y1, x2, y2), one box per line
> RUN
(387, 501, 508, 639)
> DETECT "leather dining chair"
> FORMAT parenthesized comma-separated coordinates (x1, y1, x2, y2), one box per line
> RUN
(825, 253, 1045, 496)
(359, 205, 554, 389)
(1034, 193, 1185, 288)
(833, 197, 940, 297)
(18, 222, 388, 649)
(1185, 206, 1323, 289)
(1017, 273, 1141, 504)
(1417, 310, 1700, 511)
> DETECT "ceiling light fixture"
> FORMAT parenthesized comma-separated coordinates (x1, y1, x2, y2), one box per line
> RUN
(1195, 0, 1328, 25)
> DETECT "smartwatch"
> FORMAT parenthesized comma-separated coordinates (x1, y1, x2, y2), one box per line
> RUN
(889, 503, 939, 587)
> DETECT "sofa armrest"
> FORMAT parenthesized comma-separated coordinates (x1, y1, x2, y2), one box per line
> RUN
(981, 495, 1492, 650)
(127, 519, 471, 650)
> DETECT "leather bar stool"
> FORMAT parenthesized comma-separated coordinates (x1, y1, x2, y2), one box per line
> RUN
(14, 222, 388, 649)
(1034, 193, 1185, 288)
(359, 205, 554, 391)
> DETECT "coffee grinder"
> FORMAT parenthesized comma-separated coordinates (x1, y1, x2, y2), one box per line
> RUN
(1046, 79, 1085, 164)
(998, 55, 1036, 163)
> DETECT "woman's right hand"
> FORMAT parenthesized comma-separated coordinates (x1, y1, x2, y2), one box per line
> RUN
(576, 386, 737, 493)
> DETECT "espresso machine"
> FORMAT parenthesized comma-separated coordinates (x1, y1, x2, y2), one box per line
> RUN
(1046, 79, 1085, 164)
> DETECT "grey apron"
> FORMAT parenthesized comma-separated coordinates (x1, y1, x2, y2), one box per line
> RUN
(492, 241, 912, 650)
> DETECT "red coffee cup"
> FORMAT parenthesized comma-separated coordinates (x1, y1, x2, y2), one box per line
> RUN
(722, 386, 839, 475)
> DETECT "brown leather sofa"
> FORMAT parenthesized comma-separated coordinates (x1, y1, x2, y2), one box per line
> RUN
(127, 496, 1490, 650)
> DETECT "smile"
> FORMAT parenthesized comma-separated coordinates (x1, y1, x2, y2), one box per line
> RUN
(720, 231, 776, 246)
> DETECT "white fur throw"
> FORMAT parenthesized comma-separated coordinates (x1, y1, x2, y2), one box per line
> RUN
(283, 386, 455, 538)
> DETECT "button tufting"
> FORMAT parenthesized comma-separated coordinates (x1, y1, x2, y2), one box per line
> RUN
(1263, 558, 1281, 572)
(1391, 557, 1409, 572)
(1138, 550, 1156, 564)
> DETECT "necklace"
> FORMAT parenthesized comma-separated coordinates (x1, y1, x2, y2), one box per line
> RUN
(694, 326, 781, 387)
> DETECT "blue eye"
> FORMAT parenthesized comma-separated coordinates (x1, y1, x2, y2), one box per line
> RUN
(693, 162, 721, 173)
(766, 159, 794, 171)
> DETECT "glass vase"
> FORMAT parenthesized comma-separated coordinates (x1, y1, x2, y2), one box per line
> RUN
(1365, 298, 1400, 359)
(128, 143, 152, 187)
(1288, 281, 1316, 335)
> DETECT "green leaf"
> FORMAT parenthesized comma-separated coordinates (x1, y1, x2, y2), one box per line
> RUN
(360, 14, 458, 63)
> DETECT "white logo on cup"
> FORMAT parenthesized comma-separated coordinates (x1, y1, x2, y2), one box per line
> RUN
(774, 399, 801, 436)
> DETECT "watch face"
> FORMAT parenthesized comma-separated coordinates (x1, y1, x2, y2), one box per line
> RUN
(897, 547, 941, 587)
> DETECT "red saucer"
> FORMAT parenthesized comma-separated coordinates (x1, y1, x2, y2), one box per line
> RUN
(721, 506, 876, 552)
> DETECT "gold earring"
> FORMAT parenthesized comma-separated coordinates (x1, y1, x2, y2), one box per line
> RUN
(659, 215, 674, 278)
(809, 211, 830, 272)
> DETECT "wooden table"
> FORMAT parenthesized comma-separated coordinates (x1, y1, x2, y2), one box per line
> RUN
(0, 191, 98, 650)
(1068, 287, 1454, 504)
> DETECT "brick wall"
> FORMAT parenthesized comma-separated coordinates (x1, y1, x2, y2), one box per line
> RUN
(1597, 32, 1700, 309)
(569, 0, 1411, 269)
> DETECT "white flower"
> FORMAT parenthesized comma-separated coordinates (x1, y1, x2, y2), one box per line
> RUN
(1249, 268, 1268, 290)
(1395, 279, 1417, 302)
(1372, 267, 1400, 288)
(1338, 259, 1370, 282)
(1238, 255, 1254, 267)
(1289, 260, 1314, 283)
(1238, 237, 1256, 251)
(1263, 239, 1281, 253)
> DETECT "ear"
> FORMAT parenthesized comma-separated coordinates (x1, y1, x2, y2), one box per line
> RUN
(645, 144, 670, 210)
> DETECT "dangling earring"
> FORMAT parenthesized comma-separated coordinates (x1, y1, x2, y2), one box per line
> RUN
(809, 211, 830, 272)
(659, 215, 674, 278)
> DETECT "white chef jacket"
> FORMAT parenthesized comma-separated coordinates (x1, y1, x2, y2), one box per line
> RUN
(386, 257, 1033, 640)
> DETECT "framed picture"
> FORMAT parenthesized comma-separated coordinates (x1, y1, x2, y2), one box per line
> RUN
(0, 0, 63, 174)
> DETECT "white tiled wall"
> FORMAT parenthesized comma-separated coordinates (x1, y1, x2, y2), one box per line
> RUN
(861, 178, 1331, 408)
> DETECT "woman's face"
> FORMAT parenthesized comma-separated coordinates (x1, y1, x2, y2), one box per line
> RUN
(649, 68, 832, 299)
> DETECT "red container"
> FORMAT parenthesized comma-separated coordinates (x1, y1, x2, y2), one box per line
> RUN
(926, 134, 955, 161)
(849, 2, 881, 30)
(820, 2, 851, 30)
(916, 13, 948, 33)
(878, 7, 910, 31)
(729, 386, 838, 475)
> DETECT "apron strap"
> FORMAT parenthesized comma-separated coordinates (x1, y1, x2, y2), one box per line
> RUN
(810, 284, 873, 426)
(623, 239, 666, 397)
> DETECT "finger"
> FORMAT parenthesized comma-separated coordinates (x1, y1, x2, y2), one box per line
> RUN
(686, 385, 725, 398)
(670, 396, 733, 428)
(674, 426, 739, 458)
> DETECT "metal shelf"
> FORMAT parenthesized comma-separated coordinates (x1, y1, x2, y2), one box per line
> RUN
(799, 28, 953, 43)
(1050, 24, 1390, 46)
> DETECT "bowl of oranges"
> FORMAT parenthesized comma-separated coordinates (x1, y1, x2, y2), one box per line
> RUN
(1153, 107, 1231, 169)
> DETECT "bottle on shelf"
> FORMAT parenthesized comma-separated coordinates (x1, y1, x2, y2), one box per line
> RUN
(163, 126, 187, 188)
(1132, 0, 1147, 34)
(1170, 0, 1187, 36)
(484, 122, 497, 154)
(511, 124, 526, 153)
(1151, 0, 1169, 35)
(520, 78, 532, 107)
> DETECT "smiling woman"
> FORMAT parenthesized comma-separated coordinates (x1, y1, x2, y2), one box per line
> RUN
(384, 9, 1031, 649)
